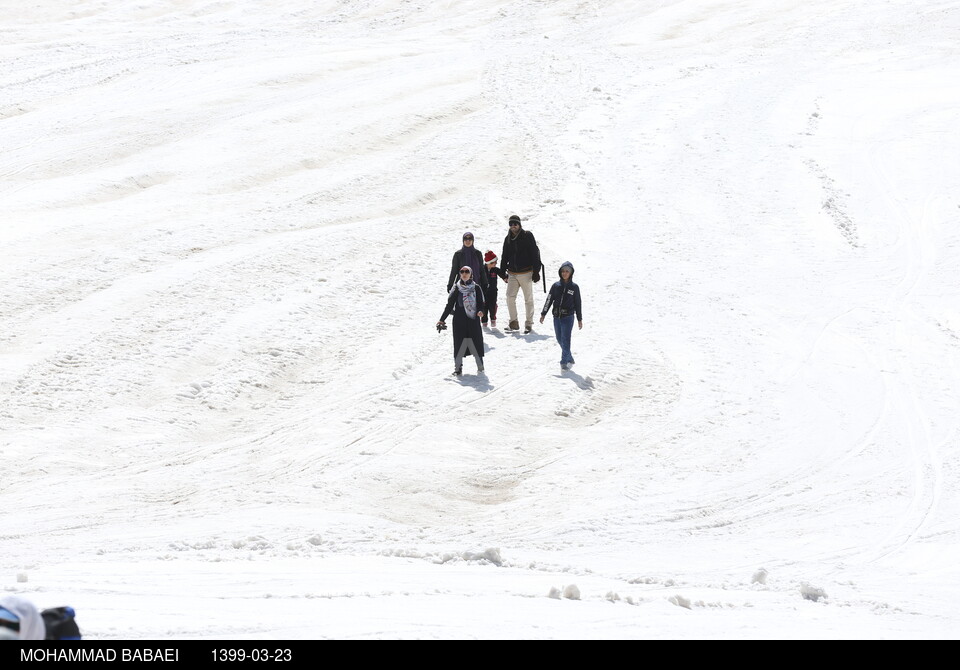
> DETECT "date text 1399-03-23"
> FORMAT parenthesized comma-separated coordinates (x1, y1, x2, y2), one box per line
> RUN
(211, 648, 294, 663)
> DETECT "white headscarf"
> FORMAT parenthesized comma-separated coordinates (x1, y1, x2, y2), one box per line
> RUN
(456, 266, 478, 318)
(0, 594, 46, 640)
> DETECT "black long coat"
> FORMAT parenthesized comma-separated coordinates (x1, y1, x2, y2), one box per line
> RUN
(439, 281, 485, 359)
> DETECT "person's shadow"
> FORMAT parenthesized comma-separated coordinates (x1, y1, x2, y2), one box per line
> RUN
(460, 372, 494, 392)
(516, 331, 551, 342)
(555, 368, 594, 390)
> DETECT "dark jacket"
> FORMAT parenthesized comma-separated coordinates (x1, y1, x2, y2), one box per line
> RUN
(541, 261, 582, 320)
(484, 265, 508, 294)
(501, 226, 542, 275)
(447, 247, 489, 292)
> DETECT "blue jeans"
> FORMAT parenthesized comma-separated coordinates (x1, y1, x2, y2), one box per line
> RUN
(553, 315, 575, 365)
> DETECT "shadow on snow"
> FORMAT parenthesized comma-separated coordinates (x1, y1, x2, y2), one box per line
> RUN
(554, 368, 593, 390)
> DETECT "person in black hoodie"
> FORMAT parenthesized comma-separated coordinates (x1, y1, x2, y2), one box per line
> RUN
(500, 214, 543, 333)
(539, 261, 583, 370)
(437, 266, 486, 376)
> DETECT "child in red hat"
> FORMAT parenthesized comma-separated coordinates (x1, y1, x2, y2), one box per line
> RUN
(482, 250, 508, 328)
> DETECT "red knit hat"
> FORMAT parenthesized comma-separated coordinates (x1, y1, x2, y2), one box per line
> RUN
(483, 250, 497, 264)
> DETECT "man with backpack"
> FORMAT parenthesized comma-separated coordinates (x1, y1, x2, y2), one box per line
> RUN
(500, 214, 543, 334)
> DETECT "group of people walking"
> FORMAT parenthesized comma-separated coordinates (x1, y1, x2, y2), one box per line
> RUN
(436, 214, 583, 376)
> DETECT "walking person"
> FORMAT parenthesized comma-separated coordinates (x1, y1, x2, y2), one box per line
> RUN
(481, 249, 508, 328)
(437, 266, 486, 376)
(447, 231, 488, 294)
(500, 214, 543, 333)
(539, 261, 583, 370)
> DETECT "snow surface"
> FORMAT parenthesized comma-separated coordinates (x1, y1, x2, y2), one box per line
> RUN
(2, 0, 960, 640)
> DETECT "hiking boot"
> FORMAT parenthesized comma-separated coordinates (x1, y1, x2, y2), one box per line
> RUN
(523, 325, 532, 334)
(507, 320, 519, 331)
(477, 365, 484, 374)
(453, 367, 462, 376)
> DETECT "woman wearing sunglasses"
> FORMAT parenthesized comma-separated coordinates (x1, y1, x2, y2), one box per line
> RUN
(446, 231, 489, 295)
(437, 266, 486, 376)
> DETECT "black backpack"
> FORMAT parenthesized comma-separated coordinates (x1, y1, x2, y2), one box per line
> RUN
(41, 606, 81, 640)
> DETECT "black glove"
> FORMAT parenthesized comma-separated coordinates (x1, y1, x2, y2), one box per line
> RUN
(437, 321, 447, 333)
(532, 271, 540, 283)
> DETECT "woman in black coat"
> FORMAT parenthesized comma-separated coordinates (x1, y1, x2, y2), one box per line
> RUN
(447, 231, 489, 294)
(437, 266, 486, 376)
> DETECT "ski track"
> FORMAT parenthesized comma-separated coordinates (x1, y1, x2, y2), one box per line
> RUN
(2, 0, 684, 558)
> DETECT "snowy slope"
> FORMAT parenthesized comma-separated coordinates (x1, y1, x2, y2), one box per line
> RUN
(2, 0, 959, 638)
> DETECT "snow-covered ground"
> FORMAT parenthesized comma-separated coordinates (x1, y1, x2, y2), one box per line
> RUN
(2, 0, 959, 639)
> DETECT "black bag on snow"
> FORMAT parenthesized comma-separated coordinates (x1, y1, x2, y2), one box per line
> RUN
(41, 606, 81, 640)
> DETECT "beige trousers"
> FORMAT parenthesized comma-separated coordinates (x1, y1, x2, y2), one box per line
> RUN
(506, 270, 535, 328)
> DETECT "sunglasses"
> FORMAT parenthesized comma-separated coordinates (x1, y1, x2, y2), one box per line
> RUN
(460, 270, 471, 275)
